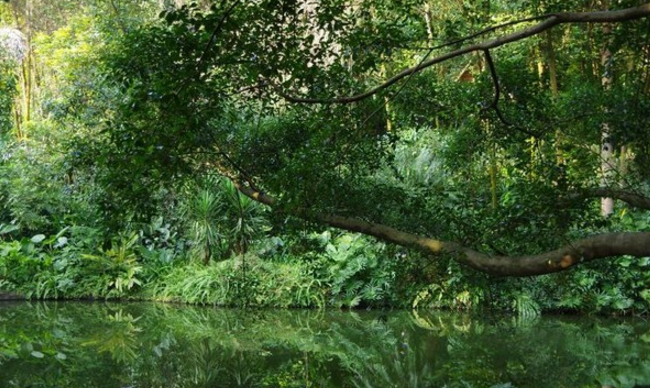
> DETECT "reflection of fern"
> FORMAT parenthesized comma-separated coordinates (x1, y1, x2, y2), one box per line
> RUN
(82, 310, 142, 363)
(513, 293, 540, 319)
(342, 324, 434, 388)
(189, 340, 225, 386)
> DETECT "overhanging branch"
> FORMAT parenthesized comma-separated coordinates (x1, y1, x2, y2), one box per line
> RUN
(233, 182, 650, 277)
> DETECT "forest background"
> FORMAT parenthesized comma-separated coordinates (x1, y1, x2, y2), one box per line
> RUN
(1, 0, 650, 316)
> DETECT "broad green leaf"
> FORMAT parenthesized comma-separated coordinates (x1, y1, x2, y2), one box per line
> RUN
(30, 350, 44, 358)
(31, 234, 46, 244)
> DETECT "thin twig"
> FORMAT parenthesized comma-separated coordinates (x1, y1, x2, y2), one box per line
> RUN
(483, 49, 538, 137)
(273, 4, 650, 104)
(195, 0, 241, 70)
(359, 47, 435, 131)
(174, 0, 241, 95)
(109, 0, 127, 33)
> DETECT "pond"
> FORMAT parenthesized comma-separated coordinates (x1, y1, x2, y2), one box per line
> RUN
(0, 302, 649, 388)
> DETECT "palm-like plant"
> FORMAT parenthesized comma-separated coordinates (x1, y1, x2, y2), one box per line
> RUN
(181, 177, 269, 264)
(181, 179, 224, 265)
(221, 179, 269, 256)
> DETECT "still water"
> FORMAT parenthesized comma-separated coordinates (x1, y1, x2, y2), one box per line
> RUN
(0, 302, 649, 388)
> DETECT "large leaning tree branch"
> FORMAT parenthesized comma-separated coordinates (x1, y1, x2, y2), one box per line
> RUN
(232, 182, 650, 277)
(273, 3, 650, 104)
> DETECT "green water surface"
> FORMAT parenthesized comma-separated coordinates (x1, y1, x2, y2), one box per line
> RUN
(0, 302, 649, 388)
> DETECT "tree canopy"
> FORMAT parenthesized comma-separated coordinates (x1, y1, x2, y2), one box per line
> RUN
(82, 1, 650, 277)
(2, 0, 650, 285)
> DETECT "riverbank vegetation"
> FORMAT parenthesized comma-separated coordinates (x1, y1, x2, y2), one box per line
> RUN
(1, 0, 650, 315)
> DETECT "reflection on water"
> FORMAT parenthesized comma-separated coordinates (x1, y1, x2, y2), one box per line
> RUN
(0, 302, 649, 388)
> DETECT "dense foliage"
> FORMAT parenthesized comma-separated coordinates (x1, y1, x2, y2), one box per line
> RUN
(0, 0, 649, 314)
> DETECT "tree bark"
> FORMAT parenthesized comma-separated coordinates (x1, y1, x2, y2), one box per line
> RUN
(544, 30, 559, 94)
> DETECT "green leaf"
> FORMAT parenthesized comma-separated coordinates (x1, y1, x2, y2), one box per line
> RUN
(54, 237, 68, 248)
(0, 223, 19, 235)
(20, 343, 33, 353)
(640, 289, 650, 303)
(31, 234, 46, 244)
(30, 350, 44, 359)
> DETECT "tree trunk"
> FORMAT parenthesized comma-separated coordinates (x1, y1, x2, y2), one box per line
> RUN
(600, 39, 615, 215)
(544, 30, 559, 94)
(423, 2, 434, 43)
(599, 4, 615, 216)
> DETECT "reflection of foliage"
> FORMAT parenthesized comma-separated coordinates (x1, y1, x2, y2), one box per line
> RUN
(82, 309, 142, 363)
(187, 339, 225, 387)
(512, 293, 541, 319)
(348, 331, 435, 388)
(1, 303, 650, 388)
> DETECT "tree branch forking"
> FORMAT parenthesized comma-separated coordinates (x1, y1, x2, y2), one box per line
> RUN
(482, 49, 538, 137)
(274, 3, 650, 104)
